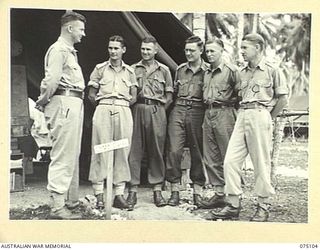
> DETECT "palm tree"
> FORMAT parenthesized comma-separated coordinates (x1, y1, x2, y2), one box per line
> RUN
(277, 14, 311, 96)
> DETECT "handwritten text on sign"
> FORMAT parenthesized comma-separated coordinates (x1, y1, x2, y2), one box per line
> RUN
(94, 139, 129, 154)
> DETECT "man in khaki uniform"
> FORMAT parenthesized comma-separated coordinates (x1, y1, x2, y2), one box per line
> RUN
(210, 33, 288, 221)
(166, 36, 208, 207)
(127, 36, 173, 208)
(199, 38, 240, 209)
(88, 35, 138, 210)
(35, 11, 86, 219)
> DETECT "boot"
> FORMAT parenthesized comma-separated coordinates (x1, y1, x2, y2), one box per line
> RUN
(250, 203, 270, 222)
(95, 193, 105, 209)
(113, 195, 133, 211)
(167, 191, 179, 206)
(208, 204, 240, 220)
(198, 194, 226, 209)
(153, 191, 167, 207)
(65, 200, 80, 210)
(49, 206, 82, 220)
(126, 191, 137, 207)
(193, 194, 204, 208)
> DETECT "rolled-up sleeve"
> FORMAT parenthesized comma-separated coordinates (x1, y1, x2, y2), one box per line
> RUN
(88, 66, 101, 89)
(129, 71, 138, 87)
(36, 48, 64, 107)
(273, 68, 288, 96)
(233, 69, 241, 91)
(173, 70, 179, 93)
(164, 68, 173, 93)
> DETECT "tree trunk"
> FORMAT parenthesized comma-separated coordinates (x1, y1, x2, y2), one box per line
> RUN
(193, 13, 206, 42)
(252, 14, 258, 33)
(237, 14, 244, 61)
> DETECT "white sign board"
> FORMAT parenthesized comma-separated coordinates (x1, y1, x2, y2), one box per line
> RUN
(94, 138, 129, 154)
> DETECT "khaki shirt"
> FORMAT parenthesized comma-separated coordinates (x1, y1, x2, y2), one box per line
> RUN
(88, 60, 138, 102)
(203, 61, 240, 104)
(36, 37, 85, 107)
(132, 60, 173, 104)
(174, 60, 209, 102)
(239, 58, 288, 107)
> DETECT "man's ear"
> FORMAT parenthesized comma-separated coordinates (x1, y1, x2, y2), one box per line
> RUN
(67, 24, 73, 33)
(255, 43, 261, 51)
(122, 46, 127, 54)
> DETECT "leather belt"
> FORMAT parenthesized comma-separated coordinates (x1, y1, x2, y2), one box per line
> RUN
(136, 98, 163, 106)
(98, 98, 129, 107)
(175, 99, 203, 107)
(54, 89, 84, 99)
(239, 102, 267, 109)
(205, 102, 235, 109)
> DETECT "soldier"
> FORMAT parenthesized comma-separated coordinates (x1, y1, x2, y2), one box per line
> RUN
(166, 36, 208, 207)
(88, 35, 138, 210)
(199, 38, 240, 209)
(35, 11, 86, 219)
(127, 36, 173, 208)
(209, 33, 288, 221)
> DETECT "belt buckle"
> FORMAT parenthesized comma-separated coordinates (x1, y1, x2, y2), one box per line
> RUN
(65, 88, 70, 96)
(186, 100, 193, 106)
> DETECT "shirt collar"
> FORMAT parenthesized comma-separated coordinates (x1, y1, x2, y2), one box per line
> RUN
(243, 57, 266, 71)
(106, 60, 129, 70)
(208, 60, 225, 73)
(186, 59, 208, 73)
(57, 36, 77, 53)
(135, 60, 160, 69)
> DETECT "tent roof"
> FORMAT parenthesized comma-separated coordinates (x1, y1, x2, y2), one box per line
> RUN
(11, 9, 192, 100)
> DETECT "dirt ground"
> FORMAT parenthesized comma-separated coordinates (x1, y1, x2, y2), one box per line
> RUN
(9, 140, 308, 223)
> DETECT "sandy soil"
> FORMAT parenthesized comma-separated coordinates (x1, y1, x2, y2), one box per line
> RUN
(10, 140, 308, 222)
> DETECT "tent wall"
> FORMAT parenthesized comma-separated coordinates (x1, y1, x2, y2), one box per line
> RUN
(11, 8, 193, 180)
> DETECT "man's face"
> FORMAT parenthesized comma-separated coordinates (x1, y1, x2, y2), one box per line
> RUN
(205, 43, 223, 64)
(70, 20, 86, 44)
(108, 41, 126, 61)
(184, 42, 202, 63)
(241, 40, 258, 62)
(141, 42, 157, 61)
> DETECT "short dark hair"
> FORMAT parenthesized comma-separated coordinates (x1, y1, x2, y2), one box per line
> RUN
(206, 37, 224, 49)
(61, 11, 86, 26)
(242, 33, 265, 51)
(142, 35, 158, 45)
(109, 35, 126, 48)
(185, 35, 203, 49)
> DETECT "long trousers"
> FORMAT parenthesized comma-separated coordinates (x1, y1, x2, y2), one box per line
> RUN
(166, 105, 206, 186)
(203, 107, 237, 187)
(224, 108, 275, 197)
(129, 103, 167, 185)
(89, 104, 132, 185)
(45, 96, 83, 203)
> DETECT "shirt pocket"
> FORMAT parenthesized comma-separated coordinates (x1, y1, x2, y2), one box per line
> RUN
(152, 75, 165, 95)
(190, 80, 203, 98)
(238, 80, 249, 98)
(216, 83, 231, 97)
(65, 63, 81, 84)
(118, 78, 132, 97)
(177, 79, 189, 97)
(99, 79, 113, 94)
(136, 74, 144, 90)
(252, 79, 273, 97)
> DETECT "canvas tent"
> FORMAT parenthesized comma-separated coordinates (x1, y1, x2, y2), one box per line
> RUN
(11, 8, 193, 179)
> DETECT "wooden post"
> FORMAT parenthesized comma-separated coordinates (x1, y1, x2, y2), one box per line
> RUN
(271, 116, 286, 186)
(105, 156, 113, 220)
(94, 139, 129, 220)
